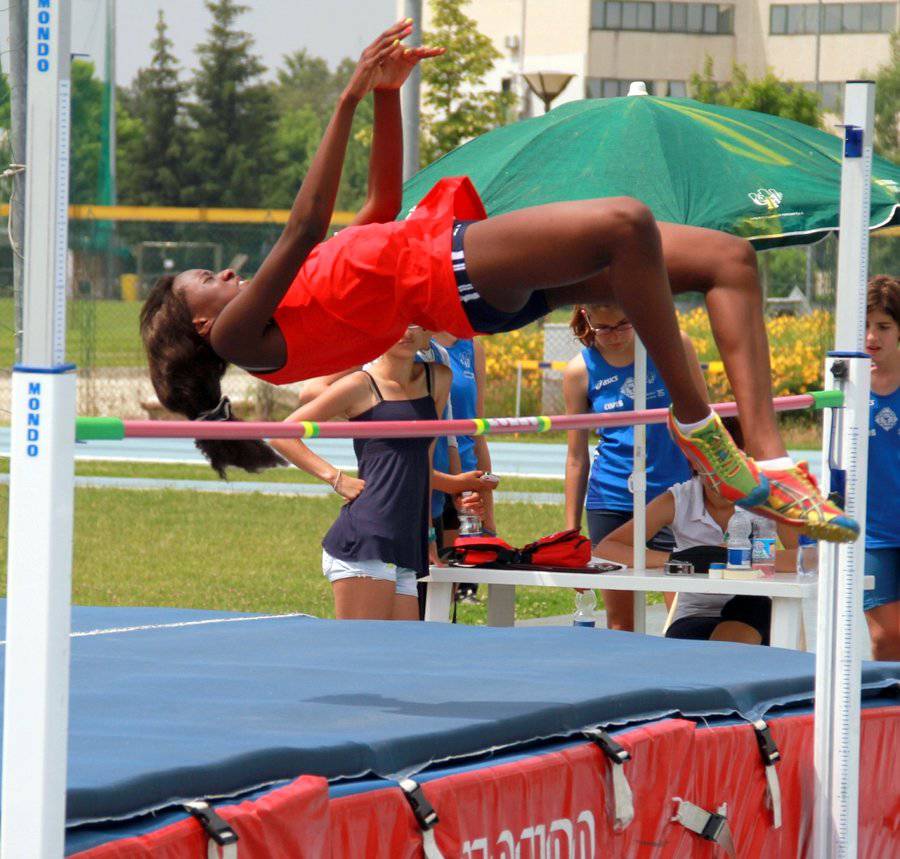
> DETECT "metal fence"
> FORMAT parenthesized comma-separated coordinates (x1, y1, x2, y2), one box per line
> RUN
(1, 208, 898, 421)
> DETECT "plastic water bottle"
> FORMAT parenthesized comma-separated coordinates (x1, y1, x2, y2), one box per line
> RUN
(458, 492, 482, 537)
(725, 510, 753, 570)
(572, 589, 597, 628)
(751, 518, 777, 576)
(797, 536, 819, 578)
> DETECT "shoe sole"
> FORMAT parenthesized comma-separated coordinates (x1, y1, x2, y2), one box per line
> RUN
(751, 503, 859, 544)
(800, 519, 860, 544)
(733, 475, 770, 509)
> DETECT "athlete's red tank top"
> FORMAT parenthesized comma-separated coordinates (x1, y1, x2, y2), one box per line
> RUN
(250, 176, 486, 386)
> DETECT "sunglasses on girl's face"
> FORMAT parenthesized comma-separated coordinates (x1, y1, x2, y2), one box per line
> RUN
(581, 309, 633, 336)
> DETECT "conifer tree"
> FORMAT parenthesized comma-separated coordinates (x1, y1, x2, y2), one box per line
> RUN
(182, 0, 277, 207)
(118, 11, 184, 205)
(420, 0, 514, 165)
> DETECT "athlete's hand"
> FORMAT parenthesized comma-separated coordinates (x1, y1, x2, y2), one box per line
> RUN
(374, 43, 445, 91)
(337, 474, 366, 502)
(344, 20, 414, 101)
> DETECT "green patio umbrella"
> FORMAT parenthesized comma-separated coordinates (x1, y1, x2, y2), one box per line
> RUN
(401, 95, 900, 249)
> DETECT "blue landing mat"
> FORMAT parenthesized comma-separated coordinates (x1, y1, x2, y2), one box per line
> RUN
(0, 602, 898, 828)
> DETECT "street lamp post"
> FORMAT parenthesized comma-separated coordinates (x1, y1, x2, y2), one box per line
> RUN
(522, 70, 574, 113)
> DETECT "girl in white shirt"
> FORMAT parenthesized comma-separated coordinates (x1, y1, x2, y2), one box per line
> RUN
(595, 419, 798, 644)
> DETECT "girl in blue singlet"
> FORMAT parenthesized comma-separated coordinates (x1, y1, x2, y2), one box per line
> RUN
(863, 276, 900, 661)
(563, 301, 708, 630)
(432, 335, 497, 539)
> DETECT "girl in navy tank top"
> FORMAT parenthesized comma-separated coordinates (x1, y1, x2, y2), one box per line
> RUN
(268, 326, 451, 620)
(563, 301, 708, 631)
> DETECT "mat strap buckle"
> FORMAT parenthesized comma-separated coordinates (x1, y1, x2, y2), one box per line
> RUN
(584, 728, 634, 831)
(183, 800, 238, 859)
(753, 719, 783, 829)
(672, 798, 736, 856)
(398, 778, 444, 859)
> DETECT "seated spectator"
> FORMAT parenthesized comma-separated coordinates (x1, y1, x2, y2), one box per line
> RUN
(594, 419, 798, 645)
(563, 301, 706, 630)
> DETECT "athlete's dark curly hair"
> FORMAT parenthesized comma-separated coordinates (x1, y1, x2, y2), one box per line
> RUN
(140, 275, 285, 478)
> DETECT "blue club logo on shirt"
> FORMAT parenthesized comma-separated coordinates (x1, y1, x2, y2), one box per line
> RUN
(874, 406, 898, 433)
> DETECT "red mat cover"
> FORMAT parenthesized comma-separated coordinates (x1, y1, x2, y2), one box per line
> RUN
(75, 707, 900, 858)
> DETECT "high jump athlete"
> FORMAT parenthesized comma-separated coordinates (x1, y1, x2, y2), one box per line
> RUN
(140, 19, 857, 543)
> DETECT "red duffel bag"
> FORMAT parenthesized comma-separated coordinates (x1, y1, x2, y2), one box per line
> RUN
(517, 528, 592, 568)
(442, 535, 519, 566)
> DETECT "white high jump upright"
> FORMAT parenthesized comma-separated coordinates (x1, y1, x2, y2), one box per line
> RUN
(1, 2, 75, 858)
(813, 80, 874, 859)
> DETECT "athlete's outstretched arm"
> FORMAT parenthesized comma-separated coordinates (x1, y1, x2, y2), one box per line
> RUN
(352, 43, 444, 227)
(210, 20, 413, 367)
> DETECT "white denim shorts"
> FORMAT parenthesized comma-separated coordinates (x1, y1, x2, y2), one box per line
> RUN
(321, 549, 419, 597)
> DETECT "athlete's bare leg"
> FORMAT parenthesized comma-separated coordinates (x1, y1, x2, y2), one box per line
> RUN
(463, 199, 710, 424)
(540, 222, 787, 461)
(656, 225, 786, 460)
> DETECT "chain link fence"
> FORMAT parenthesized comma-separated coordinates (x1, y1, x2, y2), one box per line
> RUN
(1, 212, 898, 422)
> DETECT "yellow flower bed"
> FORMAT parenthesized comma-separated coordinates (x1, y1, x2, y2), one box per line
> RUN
(482, 327, 545, 415)
(482, 310, 834, 415)
(680, 307, 833, 401)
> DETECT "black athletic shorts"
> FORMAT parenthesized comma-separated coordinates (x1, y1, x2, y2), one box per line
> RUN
(452, 220, 550, 333)
(665, 596, 771, 646)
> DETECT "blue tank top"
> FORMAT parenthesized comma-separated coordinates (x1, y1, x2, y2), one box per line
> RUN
(447, 339, 478, 472)
(582, 346, 690, 512)
(867, 384, 900, 549)
(418, 340, 452, 519)
(322, 369, 436, 575)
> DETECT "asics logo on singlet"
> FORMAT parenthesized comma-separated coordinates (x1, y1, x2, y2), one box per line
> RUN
(875, 406, 898, 432)
(593, 375, 619, 390)
(462, 810, 596, 858)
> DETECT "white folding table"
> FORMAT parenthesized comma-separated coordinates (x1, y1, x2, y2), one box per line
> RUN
(422, 566, 857, 651)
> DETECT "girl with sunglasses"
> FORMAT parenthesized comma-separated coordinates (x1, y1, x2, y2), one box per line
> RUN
(139, 20, 856, 543)
(563, 303, 707, 630)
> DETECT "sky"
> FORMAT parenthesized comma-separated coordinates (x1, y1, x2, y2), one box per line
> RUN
(2, 0, 399, 84)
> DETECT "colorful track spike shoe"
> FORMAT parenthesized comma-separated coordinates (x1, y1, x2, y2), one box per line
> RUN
(752, 460, 860, 543)
(667, 408, 769, 507)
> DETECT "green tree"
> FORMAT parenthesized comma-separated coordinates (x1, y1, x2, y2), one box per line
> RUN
(265, 53, 374, 212)
(690, 57, 823, 128)
(70, 60, 104, 204)
(420, 0, 515, 165)
(118, 11, 184, 205)
(0, 72, 12, 168)
(274, 50, 343, 124)
(862, 30, 900, 162)
(261, 107, 321, 208)
(181, 0, 277, 207)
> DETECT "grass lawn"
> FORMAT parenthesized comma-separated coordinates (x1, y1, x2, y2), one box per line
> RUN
(0, 458, 595, 622)
(0, 456, 565, 494)
(0, 297, 144, 368)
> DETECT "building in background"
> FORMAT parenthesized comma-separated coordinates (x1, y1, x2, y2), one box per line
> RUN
(408, 1, 897, 116)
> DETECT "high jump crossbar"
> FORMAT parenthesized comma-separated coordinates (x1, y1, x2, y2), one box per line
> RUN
(75, 390, 843, 442)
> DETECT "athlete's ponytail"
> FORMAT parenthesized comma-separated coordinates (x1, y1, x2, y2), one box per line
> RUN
(140, 275, 285, 478)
